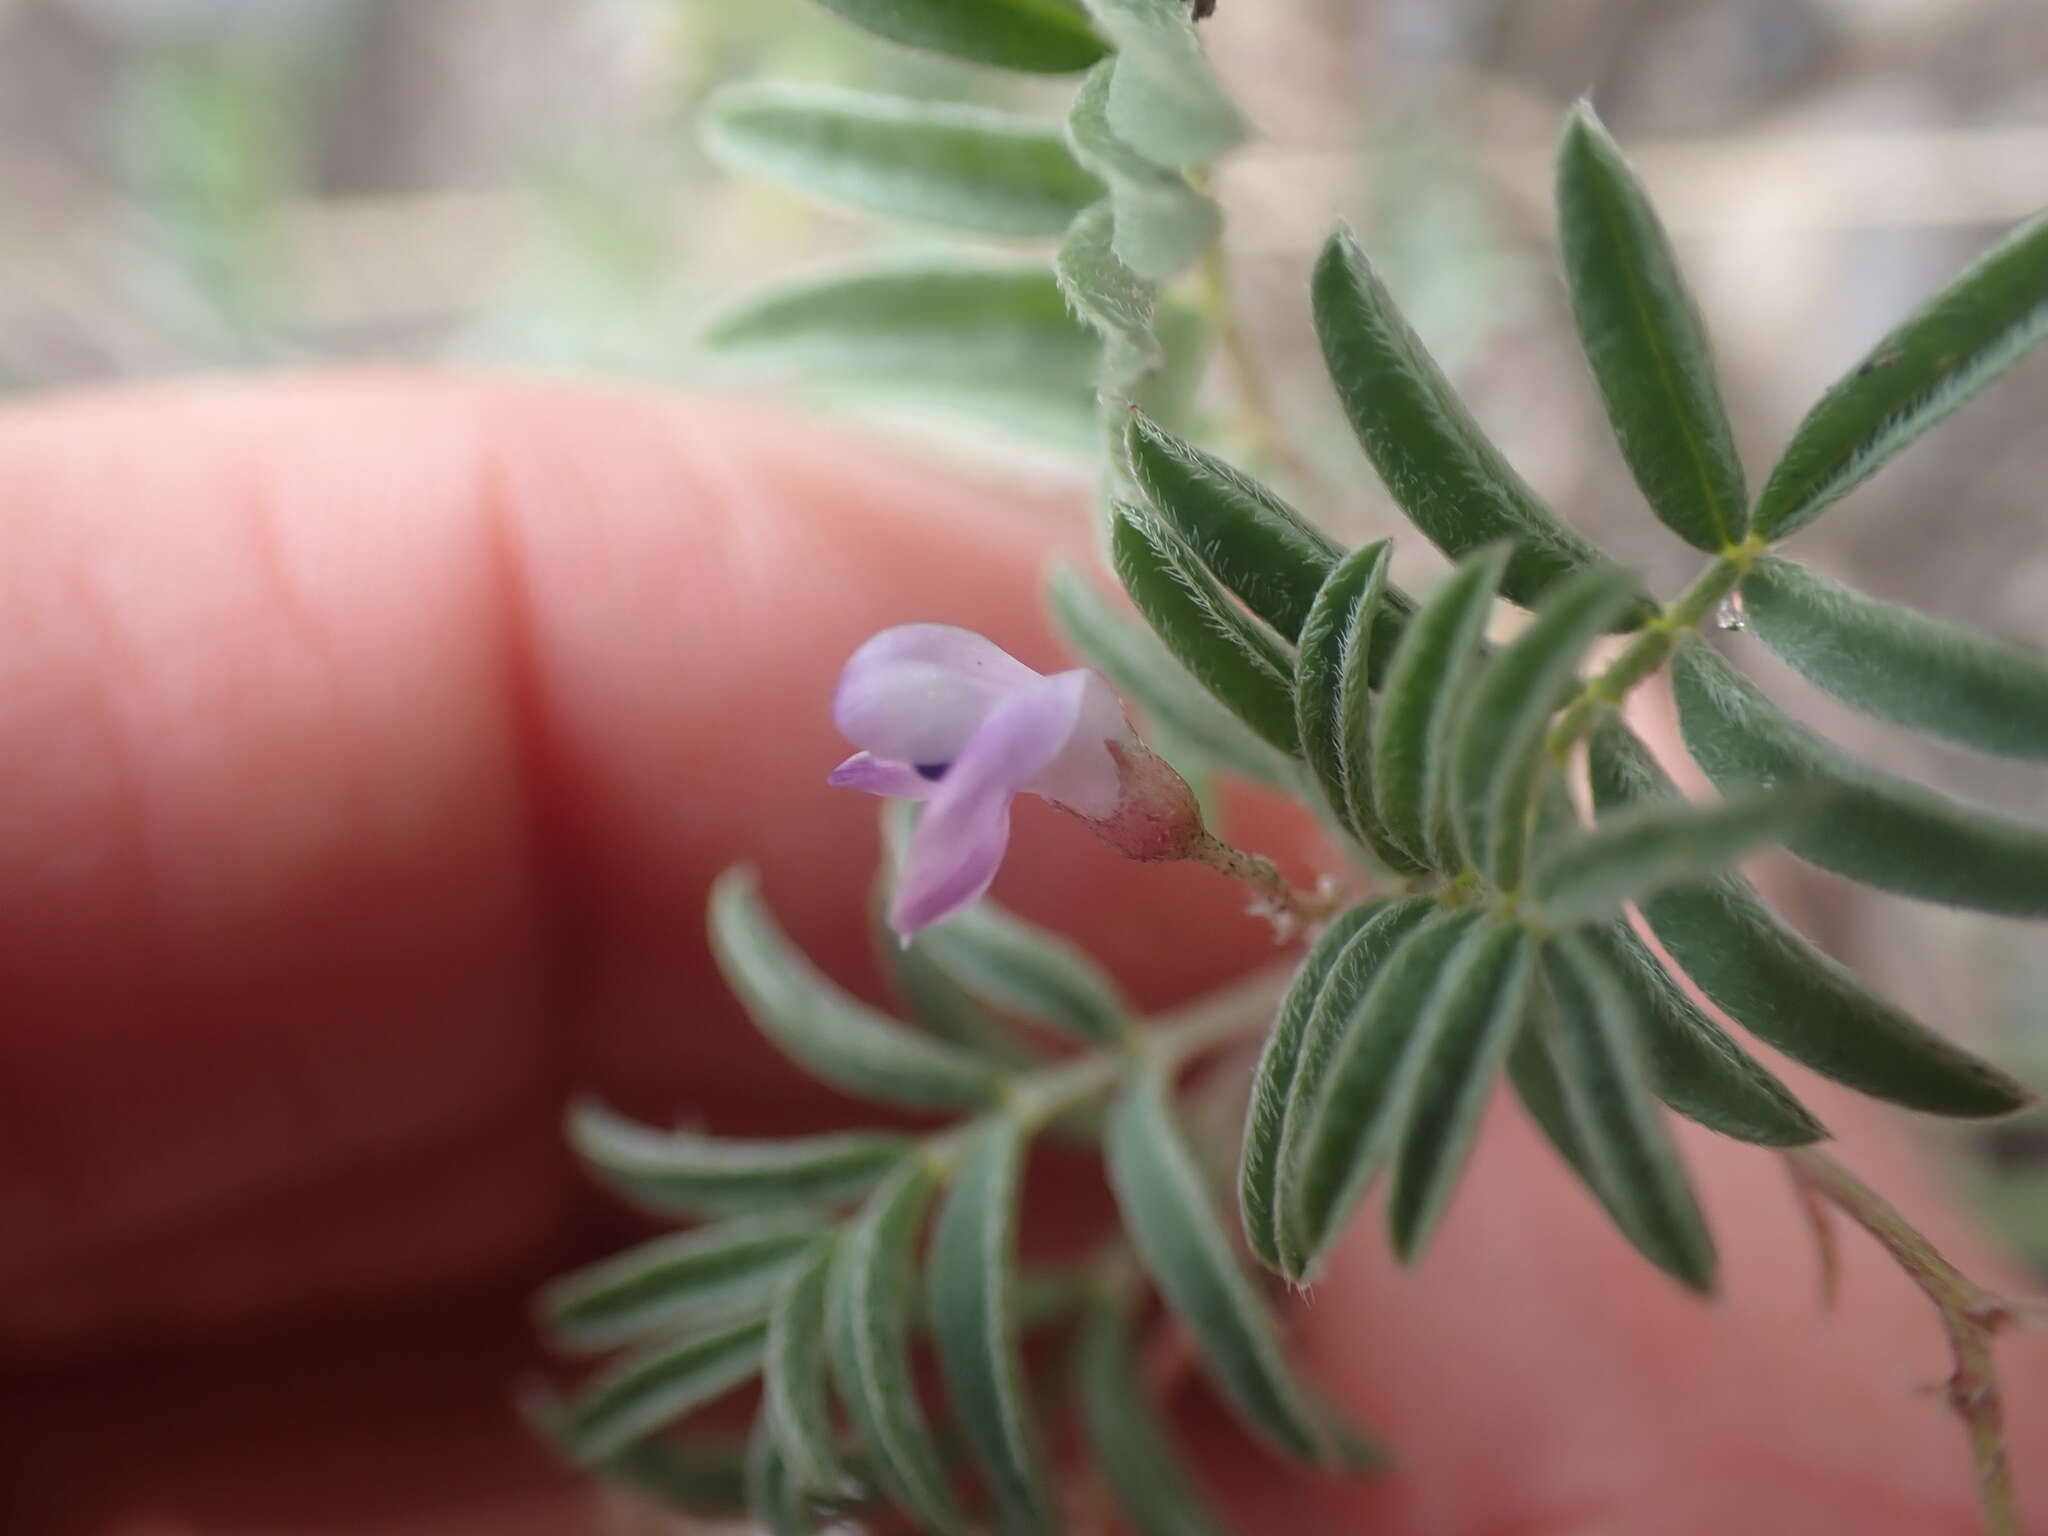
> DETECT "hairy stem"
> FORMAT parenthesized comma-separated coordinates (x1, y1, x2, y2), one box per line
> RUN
(1189, 831, 1343, 937)
(1786, 1147, 2039, 1536)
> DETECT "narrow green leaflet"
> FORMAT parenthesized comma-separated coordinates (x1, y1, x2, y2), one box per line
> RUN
(828, 1157, 965, 1532)
(928, 1120, 1054, 1534)
(541, 1214, 825, 1352)
(1753, 207, 2048, 541)
(1314, 226, 1647, 616)
(557, 1318, 769, 1463)
(1588, 717, 2030, 1117)
(1067, 62, 1218, 280)
(1105, 1064, 1333, 1462)
(875, 893, 1036, 1069)
(1526, 786, 1815, 928)
(1370, 545, 1508, 866)
(1672, 642, 2048, 916)
(1126, 413, 1343, 640)
(704, 84, 1101, 237)
(1110, 505, 1302, 753)
(920, 903, 1128, 1043)
(526, 1391, 749, 1517)
(763, 1240, 848, 1495)
(809, 0, 1107, 73)
(1539, 938, 1717, 1290)
(1387, 922, 1538, 1262)
(1047, 560, 1293, 784)
(1294, 540, 1422, 868)
(1076, 0, 1247, 168)
(1745, 555, 2048, 761)
(703, 259, 1099, 436)
(1281, 909, 1484, 1280)
(710, 867, 1006, 1110)
(1556, 103, 1748, 553)
(745, 1422, 815, 1536)
(566, 1099, 911, 1217)
(1587, 923, 1825, 1146)
(1074, 1292, 1229, 1536)
(1448, 562, 1641, 887)
(1238, 901, 1387, 1268)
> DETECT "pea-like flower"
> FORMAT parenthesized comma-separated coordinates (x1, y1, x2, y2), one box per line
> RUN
(830, 624, 1207, 937)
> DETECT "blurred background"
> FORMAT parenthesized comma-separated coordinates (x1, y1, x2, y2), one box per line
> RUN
(1, 0, 2043, 1408)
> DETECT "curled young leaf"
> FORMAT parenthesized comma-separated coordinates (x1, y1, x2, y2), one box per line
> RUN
(1588, 718, 2031, 1117)
(1075, 0, 1247, 168)
(1556, 102, 1748, 553)
(566, 1099, 913, 1218)
(710, 867, 1007, 1111)
(1745, 555, 2048, 762)
(1074, 1289, 1230, 1536)
(1370, 545, 1509, 867)
(1110, 504, 1302, 753)
(1314, 226, 1651, 618)
(1047, 561, 1294, 785)
(809, 0, 1108, 74)
(540, 1213, 826, 1353)
(556, 1318, 769, 1464)
(704, 83, 1102, 237)
(1447, 561, 1642, 887)
(1753, 206, 2048, 541)
(1537, 938, 1717, 1291)
(1107, 1064, 1337, 1462)
(1282, 908, 1485, 1279)
(828, 1157, 966, 1532)
(1066, 62, 1219, 280)
(1125, 413, 1342, 640)
(1673, 642, 2048, 917)
(929, 1119, 1055, 1533)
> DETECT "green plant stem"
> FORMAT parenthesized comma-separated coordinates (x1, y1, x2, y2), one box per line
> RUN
(1786, 1147, 2042, 1536)
(1546, 534, 1765, 757)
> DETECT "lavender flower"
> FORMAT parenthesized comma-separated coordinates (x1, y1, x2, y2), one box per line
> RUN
(829, 624, 1205, 936)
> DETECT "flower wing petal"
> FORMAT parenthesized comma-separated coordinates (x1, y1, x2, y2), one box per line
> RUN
(834, 624, 1042, 768)
(890, 673, 1089, 936)
(1023, 668, 1132, 821)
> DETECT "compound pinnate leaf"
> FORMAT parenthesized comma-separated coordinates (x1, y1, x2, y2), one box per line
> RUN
(1672, 641, 2048, 917)
(1314, 226, 1649, 617)
(1282, 908, 1485, 1280)
(1111, 505, 1302, 753)
(828, 1157, 966, 1532)
(763, 1240, 849, 1496)
(1753, 206, 2048, 541)
(1371, 545, 1509, 867)
(1076, 0, 1247, 167)
(1386, 922, 1539, 1262)
(929, 1120, 1054, 1533)
(1587, 923, 1825, 1147)
(919, 903, 1129, 1043)
(1294, 539, 1423, 869)
(1106, 1064, 1334, 1462)
(1066, 62, 1218, 280)
(1556, 103, 1748, 553)
(1745, 555, 2048, 762)
(1239, 901, 1389, 1268)
(1538, 939, 1717, 1291)
(704, 84, 1101, 237)
(808, 0, 1107, 73)
(557, 1318, 769, 1464)
(566, 1099, 912, 1217)
(540, 1214, 825, 1353)
(710, 867, 1006, 1111)
(1527, 786, 1815, 928)
(1047, 561, 1291, 784)
(1074, 1291, 1229, 1536)
(1588, 718, 2031, 1117)
(1449, 562, 1642, 887)
(1126, 413, 1342, 640)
